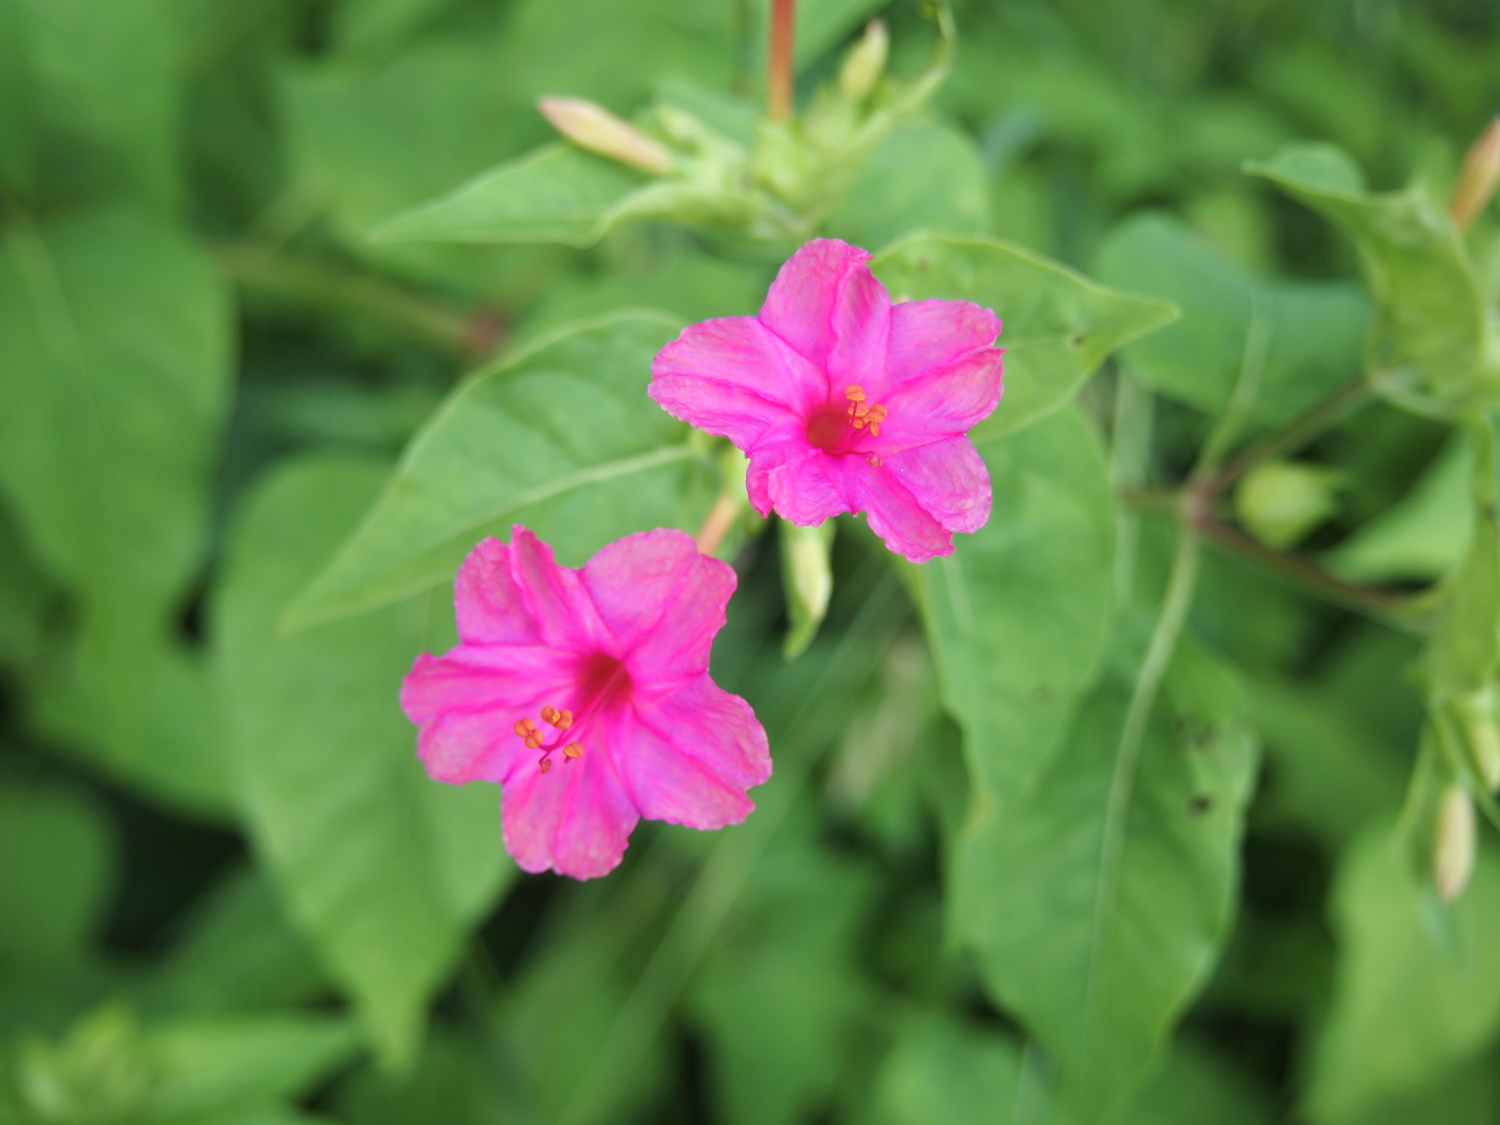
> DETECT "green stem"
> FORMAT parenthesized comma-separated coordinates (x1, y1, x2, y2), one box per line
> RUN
(217, 243, 502, 360)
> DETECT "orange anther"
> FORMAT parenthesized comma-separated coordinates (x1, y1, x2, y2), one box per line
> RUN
(540, 705, 559, 725)
(868, 422, 881, 437)
(556, 709, 573, 729)
(525, 731, 544, 750)
(539, 757, 552, 773)
(513, 718, 536, 737)
(845, 384, 866, 402)
(564, 742, 583, 759)
(867, 404, 887, 422)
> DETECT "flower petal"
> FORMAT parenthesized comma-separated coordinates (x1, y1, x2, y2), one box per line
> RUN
(642, 674, 771, 791)
(837, 456, 957, 562)
(826, 260, 891, 388)
(610, 704, 756, 829)
(875, 348, 1004, 450)
(884, 437, 992, 535)
(501, 745, 639, 878)
(650, 316, 827, 445)
(759, 238, 874, 370)
(746, 442, 851, 525)
(506, 526, 609, 651)
(581, 529, 735, 683)
(401, 645, 578, 783)
(454, 537, 541, 645)
(881, 299, 1002, 392)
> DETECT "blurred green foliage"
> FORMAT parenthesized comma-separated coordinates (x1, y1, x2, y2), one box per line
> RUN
(4, 0, 1500, 1123)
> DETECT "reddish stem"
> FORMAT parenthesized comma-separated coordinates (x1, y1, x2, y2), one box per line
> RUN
(695, 494, 746, 557)
(768, 0, 796, 121)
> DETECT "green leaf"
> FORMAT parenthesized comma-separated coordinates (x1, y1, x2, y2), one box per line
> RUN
(374, 144, 648, 247)
(1326, 433, 1473, 584)
(1425, 424, 1500, 698)
(826, 122, 988, 250)
(13, 0, 188, 206)
(1305, 830, 1500, 1123)
(332, 0, 460, 61)
(1120, 1039, 1274, 1125)
(869, 1012, 1022, 1125)
(283, 312, 703, 629)
(690, 829, 876, 1125)
(976, 637, 1258, 1122)
(215, 455, 513, 1067)
(148, 870, 327, 1015)
(1247, 142, 1495, 414)
(1094, 213, 1371, 426)
(0, 207, 233, 814)
(142, 1014, 359, 1123)
(872, 235, 1178, 439)
(0, 780, 112, 967)
(0, 0, 34, 195)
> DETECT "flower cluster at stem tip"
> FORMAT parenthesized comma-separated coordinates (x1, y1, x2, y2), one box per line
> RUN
(402, 238, 1004, 879)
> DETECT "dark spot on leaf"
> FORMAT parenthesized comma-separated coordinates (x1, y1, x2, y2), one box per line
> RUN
(1188, 794, 1213, 815)
(1032, 683, 1053, 704)
(1066, 327, 1088, 348)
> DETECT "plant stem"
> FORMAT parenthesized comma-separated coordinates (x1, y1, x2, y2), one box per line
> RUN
(1208, 376, 1372, 493)
(767, 0, 796, 120)
(694, 493, 747, 556)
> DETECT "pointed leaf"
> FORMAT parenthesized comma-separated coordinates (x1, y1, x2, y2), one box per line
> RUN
(283, 312, 703, 629)
(872, 234, 1178, 438)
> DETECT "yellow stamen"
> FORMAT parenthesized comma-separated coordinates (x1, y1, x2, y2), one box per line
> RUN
(564, 742, 583, 759)
(556, 709, 573, 729)
(513, 718, 536, 737)
(845, 384, 866, 402)
(524, 731, 544, 750)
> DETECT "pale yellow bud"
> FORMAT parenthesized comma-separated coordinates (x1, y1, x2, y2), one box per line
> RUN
(1451, 117, 1500, 231)
(1434, 784, 1477, 905)
(538, 97, 673, 176)
(838, 19, 889, 102)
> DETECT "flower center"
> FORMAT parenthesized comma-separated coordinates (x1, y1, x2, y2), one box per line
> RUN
(804, 384, 888, 466)
(513, 654, 632, 774)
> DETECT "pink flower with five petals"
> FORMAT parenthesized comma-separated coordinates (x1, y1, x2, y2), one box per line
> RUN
(401, 527, 771, 879)
(649, 238, 1004, 562)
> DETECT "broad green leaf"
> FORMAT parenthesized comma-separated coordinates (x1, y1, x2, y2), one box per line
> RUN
(277, 43, 549, 297)
(1121, 1039, 1274, 1125)
(0, 207, 233, 814)
(1425, 424, 1500, 698)
(0, 0, 34, 194)
(690, 829, 876, 1125)
(216, 455, 513, 1066)
(869, 1012, 1022, 1125)
(0, 781, 112, 967)
(1247, 143, 1497, 414)
(13, 0, 187, 206)
(1095, 213, 1371, 426)
(872, 235, 1177, 438)
(142, 1014, 359, 1122)
(283, 312, 703, 629)
(374, 144, 649, 247)
(914, 406, 1114, 812)
(332, 0, 460, 61)
(826, 122, 988, 249)
(966, 634, 1258, 1122)
(148, 871, 327, 1015)
(1305, 830, 1500, 1123)
(1326, 433, 1472, 584)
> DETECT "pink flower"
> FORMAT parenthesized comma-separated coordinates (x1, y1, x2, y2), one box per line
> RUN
(401, 527, 771, 879)
(649, 238, 1004, 562)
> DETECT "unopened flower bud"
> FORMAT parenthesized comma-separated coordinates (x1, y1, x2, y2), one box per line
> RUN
(839, 19, 889, 102)
(1451, 117, 1500, 231)
(1434, 784, 1477, 904)
(1233, 460, 1341, 550)
(780, 519, 835, 658)
(538, 97, 674, 176)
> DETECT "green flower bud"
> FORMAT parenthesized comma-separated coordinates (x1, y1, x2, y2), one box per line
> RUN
(538, 97, 674, 175)
(1434, 783, 1476, 904)
(839, 19, 889, 103)
(1233, 460, 1341, 550)
(1459, 686, 1500, 791)
(780, 518, 835, 658)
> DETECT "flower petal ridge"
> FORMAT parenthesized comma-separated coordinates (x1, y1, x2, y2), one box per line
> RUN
(649, 237, 1004, 562)
(401, 527, 772, 879)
